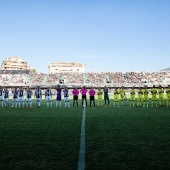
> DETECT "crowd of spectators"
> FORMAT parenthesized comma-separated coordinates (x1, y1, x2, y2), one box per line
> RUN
(0, 71, 170, 86)
(0, 74, 12, 86)
(31, 73, 46, 85)
(10, 73, 29, 85)
(45, 73, 84, 85)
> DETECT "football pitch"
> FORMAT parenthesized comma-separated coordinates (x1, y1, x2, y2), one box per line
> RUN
(0, 99, 170, 170)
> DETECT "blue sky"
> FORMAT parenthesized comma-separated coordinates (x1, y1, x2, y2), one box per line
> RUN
(0, 0, 170, 73)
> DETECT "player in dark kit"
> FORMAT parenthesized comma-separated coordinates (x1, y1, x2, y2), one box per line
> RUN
(56, 86, 62, 107)
(104, 86, 110, 107)
(63, 86, 70, 107)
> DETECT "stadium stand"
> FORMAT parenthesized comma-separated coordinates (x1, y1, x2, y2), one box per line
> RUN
(1, 57, 169, 87)
(10, 73, 29, 86)
(0, 74, 12, 86)
(31, 74, 46, 85)
(0, 71, 170, 87)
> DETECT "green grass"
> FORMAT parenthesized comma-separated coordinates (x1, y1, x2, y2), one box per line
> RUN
(0, 99, 170, 170)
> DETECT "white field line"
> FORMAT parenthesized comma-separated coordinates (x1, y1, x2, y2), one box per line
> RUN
(77, 107, 86, 170)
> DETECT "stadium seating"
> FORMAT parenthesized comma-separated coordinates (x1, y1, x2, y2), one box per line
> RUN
(0, 71, 170, 87)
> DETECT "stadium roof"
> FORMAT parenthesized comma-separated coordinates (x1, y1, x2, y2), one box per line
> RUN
(161, 68, 170, 71)
(50, 62, 84, 67)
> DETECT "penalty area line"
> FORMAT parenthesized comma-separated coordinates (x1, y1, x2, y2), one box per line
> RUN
(77, 107, 86, 170)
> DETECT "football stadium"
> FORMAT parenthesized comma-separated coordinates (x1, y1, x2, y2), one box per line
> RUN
(0, 56, 170, 169)
(1, 1, 170, 170)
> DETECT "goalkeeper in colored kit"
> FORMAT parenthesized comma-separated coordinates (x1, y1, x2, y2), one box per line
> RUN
(158, 86, 164, 107)
(97, 88, 103, 107)
(151, 85, 158, 107)
(119, 86, 126, 107)
(143, 86, 149, 107)
(166, 85, 170, 107)
(103, 86, 110, 107)
(137, 87, 143, 107)
(130, 87, 136, 107)
(113, 88, 120, 107)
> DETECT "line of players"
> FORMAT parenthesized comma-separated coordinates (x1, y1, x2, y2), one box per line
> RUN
(129, 85, 170, 107)
(0, 85, 106, 108)
(0, 86, 72, 108)
(0, 85, 170, 108)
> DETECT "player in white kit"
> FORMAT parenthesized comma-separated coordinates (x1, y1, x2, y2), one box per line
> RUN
(45, 87, 53, 107)
(11, 87, 19, 108)
(18, 87, 24, 108)
(3, 87, 10, 107)
(35, 86, 42, 107)
(26, 87, 32, 108)
(0, 87, 3, 107)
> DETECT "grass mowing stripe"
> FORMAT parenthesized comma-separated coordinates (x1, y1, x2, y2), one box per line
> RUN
(0, 100, 82, 170)
(77, 108, 86, 170)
